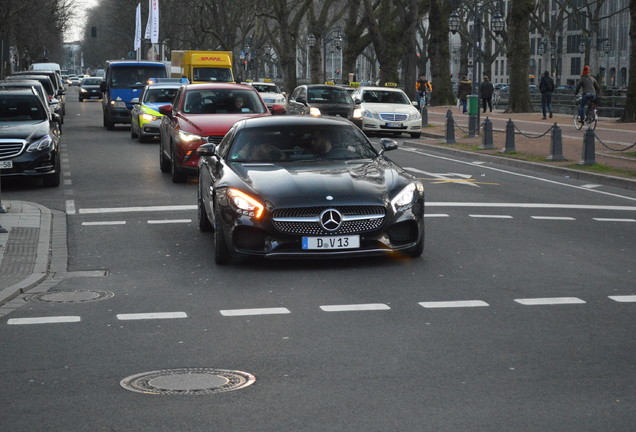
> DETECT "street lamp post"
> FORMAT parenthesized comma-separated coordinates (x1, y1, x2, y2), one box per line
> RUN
(307, 26, 342, 84)
(449, 1, 504, 137)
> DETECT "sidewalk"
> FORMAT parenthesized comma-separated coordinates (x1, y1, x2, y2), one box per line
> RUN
(417, 105, 636, 189)
(0, 201, 67, 309)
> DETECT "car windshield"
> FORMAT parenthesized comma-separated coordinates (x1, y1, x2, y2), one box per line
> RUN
(143, 87, 179, 104)
(193, 68, 233, 83)
(361, 90, 410, 104)
(110, 66, 166, 88)
(0, 94, 46, 122)
(227, 124, 378, 162)
(81, 78, 102, 86)
(252, 84, 280, 93)
(307, 88, 352, 104)
(182, 89, 267, 114)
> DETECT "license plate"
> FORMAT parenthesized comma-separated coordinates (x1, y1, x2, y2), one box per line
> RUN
(0, 160, 13, 169)
(302, 235, 360, 250)
(386, 122, 403, 128)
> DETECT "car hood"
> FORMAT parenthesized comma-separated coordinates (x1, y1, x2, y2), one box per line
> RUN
(0, 121, 50, 140)
(229, 158, 411, 208)
(180, 113, 269, 136)
(361, 103, 417, 114)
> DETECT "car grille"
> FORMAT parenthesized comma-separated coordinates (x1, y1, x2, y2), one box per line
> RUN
(379, 113, 408, 122)
(0, 139, 27, 159)
(323, 110, 351, 119)
(206, 135, 224, 145)
(272, 205, 386, 235)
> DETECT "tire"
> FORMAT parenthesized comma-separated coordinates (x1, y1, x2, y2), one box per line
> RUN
(159, 145, 171, 173)
(214, 210, 231, 265)
(103, 112, 114, 130)
(573, 110, 583, 130)
(588, 109, 598, 131)
(79, 98, 83, 102)
(170, 147, 187, 183)
(130, 125, 138, 139)
(42, 154, 61, 187)
(197, 185, 213, 232)
(410, 133, 421, 139)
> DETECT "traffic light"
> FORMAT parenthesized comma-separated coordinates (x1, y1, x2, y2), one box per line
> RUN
(91, 27, 97, 38)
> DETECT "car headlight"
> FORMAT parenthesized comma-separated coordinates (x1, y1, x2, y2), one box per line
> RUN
(26, 135, 53, 152)
(309, 107, 321, 116)
(363, 110, 377, 119)
(141, 113, 158, 122)
(110, 100, 127, 108)
(352, 107, 362, 119)
(80, 88, 87, 93)
(178, 130, 204, 143)
(227, 188, 264, 218)
(275, 96, 286, 104)
(391, 183, 420, 212)
(406, 110, 422, 121)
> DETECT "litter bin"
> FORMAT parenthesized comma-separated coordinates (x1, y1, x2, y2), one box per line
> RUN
(467, 95, 479, 115)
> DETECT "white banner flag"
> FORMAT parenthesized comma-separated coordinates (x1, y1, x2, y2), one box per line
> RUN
(134, 3, 142, 51)
(144, 0, 151, 40)
(149, 0, 159, 44)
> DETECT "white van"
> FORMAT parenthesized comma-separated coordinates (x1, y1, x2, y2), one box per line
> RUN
(31, 62, 62, 73)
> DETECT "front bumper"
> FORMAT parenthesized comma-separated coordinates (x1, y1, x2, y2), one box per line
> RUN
(359, 117, 422, 134)
(216, 201, 424, 260)
(0, 148, 58, 178)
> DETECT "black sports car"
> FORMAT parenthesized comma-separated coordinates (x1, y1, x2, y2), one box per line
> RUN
(197, 115, 425, 264)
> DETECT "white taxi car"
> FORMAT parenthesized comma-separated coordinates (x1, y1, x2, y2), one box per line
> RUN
(246, 81, 287, 112)
(350, 86, 421, 138)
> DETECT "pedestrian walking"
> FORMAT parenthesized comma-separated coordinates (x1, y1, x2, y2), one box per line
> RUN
(539, 70, 555, 119)
(574, 65, 601, 124)
(479, 76, 494, 113)
(457, 76, 472, 114)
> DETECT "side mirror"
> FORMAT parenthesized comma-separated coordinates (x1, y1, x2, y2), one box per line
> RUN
(50, 98, 59, 105)
(270, 104, 286, 115)
(57, 89, 66, 96)
(354, 98, 362, 104)
(131, 97, 140, 104)
(196, 143, 217, 157)
(52, 113, 62, 124)
(379, 138, 399, 155)
(411, 101, 418, 107)
(158, 104, 173, 117)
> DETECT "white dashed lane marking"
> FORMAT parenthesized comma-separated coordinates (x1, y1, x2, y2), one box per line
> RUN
(531, 216, 576, 221)
(219, 308, 291, 317)
(82, 221, 126, 226)
(419, 300, 490, 308)
(8, 316, 81, 325)
(320, 304, 390, 312)
(117, 312, 188, 320)
(609, 296, 636, 303)
(147, 219, 192, 224)
(514, 297, 586, 306)
(593, 218, 636, 223)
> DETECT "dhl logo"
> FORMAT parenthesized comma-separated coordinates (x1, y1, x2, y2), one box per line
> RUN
(197, 57, 223, 61)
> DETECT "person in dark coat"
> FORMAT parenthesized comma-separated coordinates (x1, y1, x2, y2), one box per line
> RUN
(479, 75, 494, 113)
(539, 70, 555, 119)
(457, 76, 472, 114)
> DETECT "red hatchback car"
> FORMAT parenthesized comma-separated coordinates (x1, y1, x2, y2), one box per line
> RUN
(158, 83, 282, 182)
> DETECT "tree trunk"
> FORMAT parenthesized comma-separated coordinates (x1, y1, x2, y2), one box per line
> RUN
(428, 0, 455, 106)
(620, 0, 636, 122)
(506, 0, 534, 113)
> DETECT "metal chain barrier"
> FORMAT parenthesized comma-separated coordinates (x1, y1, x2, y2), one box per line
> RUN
(593, 133, 636, 152)
(512, 122, 554, 139)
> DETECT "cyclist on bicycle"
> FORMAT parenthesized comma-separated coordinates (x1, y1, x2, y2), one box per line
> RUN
(574, 65, 601, 124)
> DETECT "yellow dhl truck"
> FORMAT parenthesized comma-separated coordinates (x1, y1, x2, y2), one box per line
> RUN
(170, 50, 234, 83)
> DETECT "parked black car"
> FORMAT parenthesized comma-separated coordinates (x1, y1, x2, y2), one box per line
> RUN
(12, 70, 66, 115)
(4, 74, 64, 123)
(286, 84, 361, 122)
(0, 88, 62, 187)
(196, 115, 425, 264)
(78, 77, 103, 101)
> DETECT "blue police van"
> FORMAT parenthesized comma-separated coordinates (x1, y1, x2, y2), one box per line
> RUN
(100, 60, 168, 130)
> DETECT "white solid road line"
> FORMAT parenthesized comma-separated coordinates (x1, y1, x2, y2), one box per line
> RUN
(8, 316, 81, 325)
(419, 300, 489, 308)
(116, 312, 188, 320)
(147, 219, 192, 224)
(514, 297, 586, 305)
(78, 205, 196, 214)
(82, 221, 126, 226)
(320, 304, 391, 312)
(531, 216, 576, 220)
(220, 307, 291, 316)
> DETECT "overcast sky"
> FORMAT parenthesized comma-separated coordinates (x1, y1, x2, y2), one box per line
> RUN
(64, 0, 98, 42)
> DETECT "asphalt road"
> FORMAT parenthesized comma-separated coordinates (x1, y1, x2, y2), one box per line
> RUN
(1, 87, 635, 431)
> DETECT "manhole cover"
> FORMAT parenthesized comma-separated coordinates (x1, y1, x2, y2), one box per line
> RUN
(120, 368, 256, 395)
(24, 290, 114, 303)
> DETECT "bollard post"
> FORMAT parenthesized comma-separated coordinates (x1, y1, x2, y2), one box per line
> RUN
(420, 104, 428, 128)
(580, 128, 596, 165)
(481, 117, 493, 149)
(445, 109, 456, 144)
(547, 123, 566, 161)
(501, 118, 516, 153)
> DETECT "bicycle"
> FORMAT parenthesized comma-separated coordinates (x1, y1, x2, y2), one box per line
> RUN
(492, 90, 501, 110)
(572, 96, 598, 131)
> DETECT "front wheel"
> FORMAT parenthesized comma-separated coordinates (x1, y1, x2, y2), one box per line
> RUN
(410, 132, 421, 139)
(170, 147, 187, 183)
(587, 109, 598, 131)
(572, 110, 583, 130)
(197, 185, 213, 232)
(214, 211, 231, 265)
